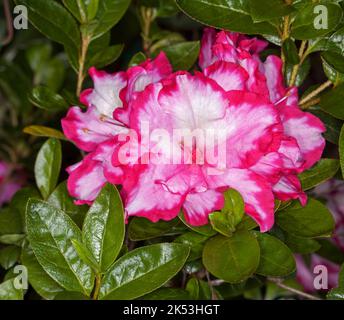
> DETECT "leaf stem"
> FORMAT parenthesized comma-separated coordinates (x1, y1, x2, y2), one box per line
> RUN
(268, 277, 322, 300)
(76, 34, 91, 97)
(300, 80, 333, 106)
(92, 274, 102, 300)
(289, 40, 308, 87)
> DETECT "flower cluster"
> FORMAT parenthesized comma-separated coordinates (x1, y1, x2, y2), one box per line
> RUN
(62, 28, 325, 232)
(296, 179, 344, 292)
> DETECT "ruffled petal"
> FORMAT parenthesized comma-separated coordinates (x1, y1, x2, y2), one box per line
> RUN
(182, 190, 224, 226)
(80, 68, 127, 118)
(199, 28, 217, 70)
(62, 106, 128, 152)
(272, 174, 307, 205)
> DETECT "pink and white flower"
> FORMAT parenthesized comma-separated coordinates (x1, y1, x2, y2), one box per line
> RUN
(61, 28, 326, 232)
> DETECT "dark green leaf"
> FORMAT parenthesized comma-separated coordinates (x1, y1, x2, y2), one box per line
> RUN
(276, 198, 335, 238)
(83, 184, 125, 272)
(0, 208, 23, 235)
(320, 83, 344, 120)
(29, 86, 68, 112)
(21, 247, 63, 300)
(26, 199, 94, 295)
(202, 231, 260, 283)
(284, 233, 321, 254)
(174, 232, 209, 261)
(140, 288, 191, 300)
(298, 158, 340, 190)
(86, 44, 124, 69)
(34, 139, 62, 199)
(0, 246, 21, 270)
(185, 278, 212, 300)
(54, 291, 89, 300)
(253, 232, 295, 277)
(249, 0, 294, 22)
(162, 41, 200, 70)
(99, 243, 190, 300)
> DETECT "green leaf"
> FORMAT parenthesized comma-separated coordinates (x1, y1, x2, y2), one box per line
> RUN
(298, 158, 340, 190)
(129, 217, 180, 241)
(63, 0, 86, 22)
(174, 232, 209, 261)
(140, 288, 191, 300)
(284, 233, 321, 254)
(317, 239, 344, 265)
(48, 181, 88, 227)
(276, 198, 335, 238)
(340, 124, 344, 176)
(175, 0, 278, 36)
(282, 38, 300, 65)
(128, 52, 147, 67)
(23, 126, 67, 141)
(86, 44, 124, 69)
(185, 278, 212, 300)
(322, 51, 344, 74)
(99, 243, 190, 300)
(34, 138, 62, 199)
(54, 291, 89, 300)
(26, 199, 94, 296)
(202, 231, 260, 283)
(91, 0, 131, 39)
(178, 214, 216, 237)
(15, 0, 80, 49)
(0, 279, 23, 300)
(21, 247, 63, 300)
(253, 232, 295, 277)
(26, 42, 52, 72)
(327, 287, 344, 300)
(216, 277, 263, 299)
(0, 235, 25, 246)
(0, 208, 23, 235)
(320, 83, 344, 120)
(162, 41, 200, 70)
(322, 57, 344, 85)
(0, 246, 21, 270)
(249, 0, 294, 22)
(29, 86, 68, 112)
(82, 184, 125, 272)
(291, 3, 343, 40)
(71, 239, 99, 271)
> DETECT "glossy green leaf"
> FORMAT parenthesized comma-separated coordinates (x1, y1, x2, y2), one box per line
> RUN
(320, 83, 344, 120)
(249, 0, 294, 22)
(185, 278, 212, 300)
(15, 0, 80, 49)
(29, 86, 68, 112)
(129, 217, 180, 241)
(86, 44, 124, 69)
(276, 198, 335, 238)
(0, 235, 25, 246)
(23, 126, 67, 141)
(203, 231, 260, 283)
(34, 138, 62, 199)
(99, 243, 190, 300)
(71, 239, 99, 271)
(54, 291, 89, 300)
(175, 0, 278, 36)
(140, 288, 191, 300)
(128, 52, 147, 67)
(178, 214, 216, 237)
(0, 246, 21, 270)
(21, 247, 63, 300)
(253, 232, 295, 277)
(0, 279, 23, 300)
(26, 199, 94, 295)
(282, 38, 300, 65)
(48, 181, 88, 227)
(322, 57, 344, 85)
(298, 158, 340, 190)
(0, 208, 23, 235)
(83, 184, 125, 272)
(284, 233, 321, 254)
(91, 0, 131, 39)
(291, 3, 343, 40)
(162, 41, 200, 70)
(174, 232, 209, 261)
(322, 51, 344, 74)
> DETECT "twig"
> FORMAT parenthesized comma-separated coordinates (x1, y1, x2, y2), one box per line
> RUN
(299, 80, 333, 105)
(76, 34, 91, 97)
(300, 97, 320, 110)
(289, 40, 308, 87)
(268, 278, 321, 300)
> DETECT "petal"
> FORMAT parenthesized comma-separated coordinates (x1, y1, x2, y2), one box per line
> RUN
(272, 174, 307, 205)
(279, 105, 326, 170)
(182, 190, 225, 226)
(199, 28, 217, 70)
(204, 61, 249, 91)
(67, 155, 107, 203)
(122, 164, 184, 222)
(62, 106, 128, 152)
(80, 68, 127, 118)
(250, 152, 283, 184)
(278, 137, 304, 173)
(207, 168, 275, 232)
(225, 91, 283, 168)
(0, 181, 22, 206)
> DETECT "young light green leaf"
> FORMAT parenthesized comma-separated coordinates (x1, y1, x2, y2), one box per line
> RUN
(26, 199, 95, 295)
(71, 239, 99, 271)
(99, 243, 190, 300)
(34, 138, 62, 199)
(203, 231, 260, 283)
(82, 184, 125, 272)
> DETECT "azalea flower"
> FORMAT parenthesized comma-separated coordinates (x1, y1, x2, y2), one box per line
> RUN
(61, 29, 326, 232)
(0, 161, 25, 207)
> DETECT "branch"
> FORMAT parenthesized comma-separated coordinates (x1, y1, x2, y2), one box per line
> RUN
(289, 40, 308, 87)
(299, 80, 333, 106)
